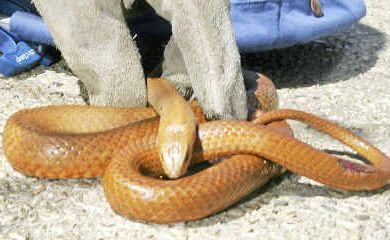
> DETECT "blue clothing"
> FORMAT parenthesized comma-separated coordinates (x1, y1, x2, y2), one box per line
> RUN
(1, 0, 366, 52)
(231, 0, 366, 52)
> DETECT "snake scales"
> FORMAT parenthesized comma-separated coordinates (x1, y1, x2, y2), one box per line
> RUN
(3, 76, 390, 223)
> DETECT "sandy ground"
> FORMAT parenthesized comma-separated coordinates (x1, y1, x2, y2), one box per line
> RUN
(1, 1, 390, 239)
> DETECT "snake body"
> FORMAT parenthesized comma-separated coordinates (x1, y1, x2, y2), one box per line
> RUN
(3, 77, 390, 223)
(147, 78, 198, 178)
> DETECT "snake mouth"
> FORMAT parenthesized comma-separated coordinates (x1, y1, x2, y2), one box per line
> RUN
(160, 141, 191, 179)
(338, 159, 375, 173)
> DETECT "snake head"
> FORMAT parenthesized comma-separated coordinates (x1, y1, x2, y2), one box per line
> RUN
(310, 0, 324, 18)
(158, 122, 195, 179)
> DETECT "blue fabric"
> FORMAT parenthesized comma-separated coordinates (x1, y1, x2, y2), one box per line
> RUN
(1, 0, 366, 53)
(6, 11, 170, 47)
(231, 0, 366, 52)
(126, 11, 172, 42)
(10, 11, 54, 46)
(0, 27, 41, 76)
(0, 0, 35, 16)
(0, 0, 59, 75)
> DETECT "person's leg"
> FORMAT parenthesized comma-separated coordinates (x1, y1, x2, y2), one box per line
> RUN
(149, 0, 248, 120)
(161, 38, 191, 97)
(33, 0, 147, 107)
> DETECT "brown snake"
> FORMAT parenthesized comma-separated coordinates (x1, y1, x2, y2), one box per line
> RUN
(147, 78, 197, 178)
(3, 76, 390, 223)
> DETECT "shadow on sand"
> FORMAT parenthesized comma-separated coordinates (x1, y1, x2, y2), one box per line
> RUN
(241, 23, 387, 88)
